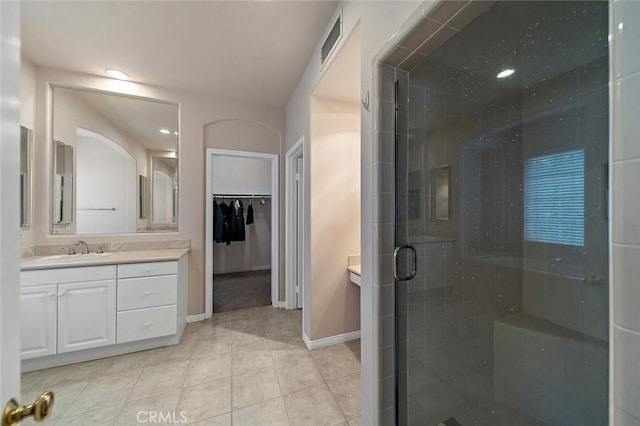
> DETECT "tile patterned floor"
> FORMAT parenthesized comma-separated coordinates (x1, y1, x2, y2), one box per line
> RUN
(21, 306, 361, 425)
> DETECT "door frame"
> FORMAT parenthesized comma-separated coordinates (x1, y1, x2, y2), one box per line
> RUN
(204, 148, 279, 319)
(285, 136, 305, 309)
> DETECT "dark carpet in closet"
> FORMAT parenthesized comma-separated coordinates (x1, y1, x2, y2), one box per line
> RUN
(213, 270, 271, 313)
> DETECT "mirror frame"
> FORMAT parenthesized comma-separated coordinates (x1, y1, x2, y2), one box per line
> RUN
(49, 85, 180, 234)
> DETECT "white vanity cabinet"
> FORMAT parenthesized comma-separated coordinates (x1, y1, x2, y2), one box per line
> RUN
(20, 252, 188, 371)
(57, 279, 116, 353)
(116, 261, 178, 344)
(20, 285, 57, 360)
(20, 265, 116, 359)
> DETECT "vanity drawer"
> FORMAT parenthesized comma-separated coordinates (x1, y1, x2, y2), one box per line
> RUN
(118, 261, 177, 279)
(117, 275, 177, 311)
(117, 305, 177, 344)
(21, 265, 116, 286)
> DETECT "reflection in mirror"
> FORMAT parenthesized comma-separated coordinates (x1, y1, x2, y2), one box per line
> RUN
(52, 87, 178, 234)
(53, 141, 73, 224)
(139, 175, 147, 219)
(430, 165, 450, 221)
(20, 126, 32, 227)
(151, 156, 178, 226)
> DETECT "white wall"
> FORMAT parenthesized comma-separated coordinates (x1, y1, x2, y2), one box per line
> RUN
(211, 156, 272, 195)
(285, 2, 423, 424)
(308, 98, 361, 340)
(25, 66, 285, 315)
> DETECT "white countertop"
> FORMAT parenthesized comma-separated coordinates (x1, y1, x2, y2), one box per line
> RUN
(21, 248, 190, 271)
(347, 264, 361, 276)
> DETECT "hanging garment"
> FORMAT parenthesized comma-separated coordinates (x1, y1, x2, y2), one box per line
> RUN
(226, 201, 237, 242)
(232, 199, 246, 241)
(213, 200, 225, 242)
(246, 203, 254, 225)
(218, 201, 232, 245)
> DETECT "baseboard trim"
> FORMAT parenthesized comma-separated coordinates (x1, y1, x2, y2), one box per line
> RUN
(303, 329, 361, 350)
(272, 301, 286, 309)
(187, 314, 206, 323)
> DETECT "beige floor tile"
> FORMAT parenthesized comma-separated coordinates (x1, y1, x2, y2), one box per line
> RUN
(232, 366, 282, 409)
(265, 321, 300, 344)
(54, 404, 122, 426)
(96, 351, 149, 377)
(145, 341, 195, 367)
(191, 333, 232, 359)
(129, 361, 188, 400)
(197, 321, 233, 338)
(231, 348, 274, 375)
(261, 308, 291, 326)
(270, 341, 310, 366)
(275, 357, 324, 394)
(64, 370, 141, 416)
(327, 373, 361, 420)
(348, 416, 361, 426)
(284, 384, 346, 425)
(231, 326, 269, 350)
(313, 346, 361, 381)
(24, 358, 105, 390)
(115, 389, 181, 425)
(233, 397, 290, 426)
(177, 377, 231, 424)
(21, 380, 88, 425)
(190, 412, 231, 425)
(184, 352, 231, 387)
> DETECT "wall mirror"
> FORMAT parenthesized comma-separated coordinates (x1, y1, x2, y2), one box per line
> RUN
(53, 140, 73, 225)
(429, 165, 450, 221)
(52, 87, 179, 234)
(151, 156, 178, 225)
(20, 126, 33, 227)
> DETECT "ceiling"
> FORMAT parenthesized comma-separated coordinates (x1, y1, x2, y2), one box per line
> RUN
(21, 1, 338, 108)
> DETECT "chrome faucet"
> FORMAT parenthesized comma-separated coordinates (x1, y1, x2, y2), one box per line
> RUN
(74, 240, 90, 255)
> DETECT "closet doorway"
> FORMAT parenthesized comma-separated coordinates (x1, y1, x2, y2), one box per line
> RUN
(205, 148, 279, 318)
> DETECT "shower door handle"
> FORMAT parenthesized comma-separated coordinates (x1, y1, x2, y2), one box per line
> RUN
(393, 245, 417, 281)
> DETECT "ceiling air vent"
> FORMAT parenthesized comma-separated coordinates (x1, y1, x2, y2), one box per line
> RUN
(321, 11, 342, 67)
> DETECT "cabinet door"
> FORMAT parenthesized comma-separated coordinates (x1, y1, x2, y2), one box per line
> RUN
(20, 285, 57, 360)
(57, 279, 116, 353)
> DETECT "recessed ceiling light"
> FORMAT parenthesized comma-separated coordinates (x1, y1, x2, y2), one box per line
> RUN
(497, 69, 515, 79)
(105, 68, 130, 80)
(159, 129, 171, 134)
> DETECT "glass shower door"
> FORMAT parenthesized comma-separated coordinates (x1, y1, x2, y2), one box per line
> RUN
(394, 1, 609, 425)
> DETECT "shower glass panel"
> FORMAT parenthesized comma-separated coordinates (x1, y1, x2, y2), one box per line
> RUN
(394, 2, 609, 425)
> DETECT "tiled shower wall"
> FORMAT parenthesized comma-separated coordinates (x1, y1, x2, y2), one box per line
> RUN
(611, 1, 640, 425)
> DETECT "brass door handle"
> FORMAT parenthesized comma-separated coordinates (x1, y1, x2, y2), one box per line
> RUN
(3, 391, 54, 425)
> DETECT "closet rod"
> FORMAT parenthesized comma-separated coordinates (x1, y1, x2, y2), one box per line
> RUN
(212, 194, 272, 198)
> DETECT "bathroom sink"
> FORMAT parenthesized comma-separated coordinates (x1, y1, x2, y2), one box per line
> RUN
(34, 253, 113, 263)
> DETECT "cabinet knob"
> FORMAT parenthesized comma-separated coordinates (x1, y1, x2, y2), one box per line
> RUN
(144, 291, 151, 296)
(144, 322, 150, 327)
